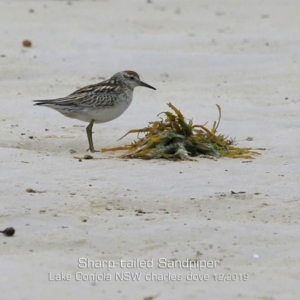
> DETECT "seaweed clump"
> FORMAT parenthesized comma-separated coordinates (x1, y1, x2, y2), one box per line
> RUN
(102, 103, 261, 160)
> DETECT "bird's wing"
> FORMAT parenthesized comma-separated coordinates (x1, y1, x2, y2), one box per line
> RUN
(34, 81, 122, 107)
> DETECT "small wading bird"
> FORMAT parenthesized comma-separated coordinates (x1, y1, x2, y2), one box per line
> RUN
(33, 70, 156, 152)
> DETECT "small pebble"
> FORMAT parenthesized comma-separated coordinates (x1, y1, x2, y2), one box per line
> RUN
(22, 40, 32, 47)
(0, 227, 15, 237)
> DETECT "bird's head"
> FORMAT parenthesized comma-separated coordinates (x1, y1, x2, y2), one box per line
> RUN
(113, 70, 156, 91)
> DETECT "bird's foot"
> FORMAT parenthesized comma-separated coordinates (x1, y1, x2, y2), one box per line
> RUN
(86, 147, 100, 153)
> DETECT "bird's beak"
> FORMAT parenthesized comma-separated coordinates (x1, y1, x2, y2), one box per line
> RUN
(139, 81, 156, 90)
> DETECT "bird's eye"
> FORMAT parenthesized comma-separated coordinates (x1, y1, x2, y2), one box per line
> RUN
(129, 76, 134, 80)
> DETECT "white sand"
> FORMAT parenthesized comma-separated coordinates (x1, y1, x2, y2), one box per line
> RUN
(1, 1, 300, 299)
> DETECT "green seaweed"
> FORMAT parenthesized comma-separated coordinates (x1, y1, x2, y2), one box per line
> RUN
(102, 103, 262, 160)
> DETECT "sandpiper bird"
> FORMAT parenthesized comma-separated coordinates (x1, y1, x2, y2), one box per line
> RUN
(33, 70, 156, 152)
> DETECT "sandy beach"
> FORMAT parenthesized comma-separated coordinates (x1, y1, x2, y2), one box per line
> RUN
(1, 1, 300, 299)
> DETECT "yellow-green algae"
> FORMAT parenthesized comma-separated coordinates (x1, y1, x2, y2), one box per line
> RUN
(102, 103, 262, 160)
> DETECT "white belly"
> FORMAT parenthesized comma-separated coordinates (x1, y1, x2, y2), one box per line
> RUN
(85, 101, 131, 123)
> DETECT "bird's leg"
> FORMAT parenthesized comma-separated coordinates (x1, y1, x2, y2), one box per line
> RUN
(86, 120, 99, 152)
